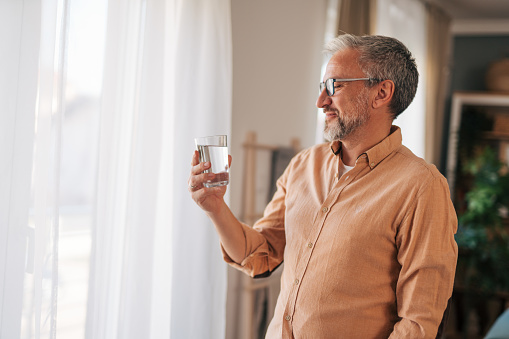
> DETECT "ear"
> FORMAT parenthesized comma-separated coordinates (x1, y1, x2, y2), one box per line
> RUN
(372, 80, 394, 109)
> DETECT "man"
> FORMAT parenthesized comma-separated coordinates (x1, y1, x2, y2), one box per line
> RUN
(189, 34, 458, 338)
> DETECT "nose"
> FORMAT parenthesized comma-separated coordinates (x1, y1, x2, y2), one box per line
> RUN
(316, 88, 332, 108)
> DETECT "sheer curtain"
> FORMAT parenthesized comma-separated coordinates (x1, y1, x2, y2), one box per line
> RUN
(0, 0, 231, 338)
(0, 2, 41, 338)
(87, 0, 231, 338)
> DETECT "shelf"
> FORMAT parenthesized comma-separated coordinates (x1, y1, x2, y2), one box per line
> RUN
(453, 91, 509, 107)
(482, 131, 509, 141)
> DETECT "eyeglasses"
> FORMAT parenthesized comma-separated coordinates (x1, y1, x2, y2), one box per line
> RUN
(319, 78, 380, 96)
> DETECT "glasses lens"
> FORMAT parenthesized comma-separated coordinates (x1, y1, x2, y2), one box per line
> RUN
(320, 82, 325, 94)
(326, 79, 334, 96)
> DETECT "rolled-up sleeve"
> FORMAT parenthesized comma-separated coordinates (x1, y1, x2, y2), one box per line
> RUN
(221, 163, 289, 278)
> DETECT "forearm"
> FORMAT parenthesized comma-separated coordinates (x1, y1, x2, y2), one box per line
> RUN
(188, 150, 286, 274)
(206, 201, 247, 264)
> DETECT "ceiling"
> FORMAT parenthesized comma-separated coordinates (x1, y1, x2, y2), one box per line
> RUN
(428, 0, 509, 19)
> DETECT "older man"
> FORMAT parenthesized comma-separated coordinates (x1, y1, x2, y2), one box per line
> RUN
(189, 34, 457, 338)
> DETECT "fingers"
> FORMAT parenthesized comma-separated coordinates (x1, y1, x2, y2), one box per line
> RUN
(192, 151, 232, 171)
(191, 150, 200, 166)
(188, 181, 200, 192)
(191, 159, 211, 175)
(189, 151, 232, 194)
(189, 150, 212, 191)
(191, 184, 227, 204)
(191, 184, 224, 197)
(188, 172, 215, 192)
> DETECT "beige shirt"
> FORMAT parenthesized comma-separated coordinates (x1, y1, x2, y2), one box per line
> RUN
(224, 126, 458, 338)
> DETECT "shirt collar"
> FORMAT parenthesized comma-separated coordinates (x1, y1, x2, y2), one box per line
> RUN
(329, 125, 402, 169)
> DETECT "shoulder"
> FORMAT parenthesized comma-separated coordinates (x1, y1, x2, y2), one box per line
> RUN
(394, 145, 444, 179)
(292, 142, 332, 163)
(281, 142, 335, 179)
(391, 145, 450, 195)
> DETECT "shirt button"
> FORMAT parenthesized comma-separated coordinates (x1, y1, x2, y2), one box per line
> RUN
(285, 315, 291, 321)
(294, 279, 299, 285)
(370, 162, 375, 167)
(322, 206, 328, 213)
(307, 242, 313, 248)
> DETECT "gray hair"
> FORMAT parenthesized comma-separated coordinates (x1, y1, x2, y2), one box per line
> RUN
(324, 34, 418, 119)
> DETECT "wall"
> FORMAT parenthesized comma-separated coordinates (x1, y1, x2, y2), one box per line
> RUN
(230, 0, 327, 213)
(450, 35, 509, 92)
(227, 1, 327, 338)
(441, 34, 509, 172)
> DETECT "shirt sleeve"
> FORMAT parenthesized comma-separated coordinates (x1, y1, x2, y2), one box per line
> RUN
(389, 175, 458, 338)
(221, 161, 289, 278)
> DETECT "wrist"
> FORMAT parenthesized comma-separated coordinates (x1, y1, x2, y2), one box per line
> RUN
(205, 199, 228, 218)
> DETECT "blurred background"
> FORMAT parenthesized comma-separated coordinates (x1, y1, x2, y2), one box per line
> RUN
(1, 0, 508, 338)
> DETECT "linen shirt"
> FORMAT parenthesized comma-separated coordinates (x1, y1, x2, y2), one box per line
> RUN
(223, 126, 458, 338)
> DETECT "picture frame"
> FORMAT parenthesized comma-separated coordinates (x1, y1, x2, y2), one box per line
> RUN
(446, 91, 509, 196)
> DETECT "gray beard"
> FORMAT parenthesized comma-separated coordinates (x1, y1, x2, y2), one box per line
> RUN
(324, 118, 357, 141)
(323, 96, 370, 142)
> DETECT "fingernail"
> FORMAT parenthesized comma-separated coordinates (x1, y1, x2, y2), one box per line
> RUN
(204, 162, 211, 168)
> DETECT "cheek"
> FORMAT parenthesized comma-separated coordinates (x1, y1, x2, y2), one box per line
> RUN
(332, 96, 353, 114)
(331, 96, 345, 109)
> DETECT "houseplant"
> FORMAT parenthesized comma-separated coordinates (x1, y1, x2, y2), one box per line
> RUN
(455, 146, 509, 293)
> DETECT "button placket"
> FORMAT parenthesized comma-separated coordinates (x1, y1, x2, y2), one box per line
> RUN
(284, 162, 363, 331)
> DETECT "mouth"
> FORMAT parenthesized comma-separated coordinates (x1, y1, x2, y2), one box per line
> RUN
(323, 105, 338, 118)
(324, 110, 338, 120)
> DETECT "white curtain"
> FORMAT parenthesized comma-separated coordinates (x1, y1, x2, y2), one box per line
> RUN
(1, 1, 63, 338)
(0, 2, 41, 338)
(376, 0, 427, 159)
(0, 0, 231, 338)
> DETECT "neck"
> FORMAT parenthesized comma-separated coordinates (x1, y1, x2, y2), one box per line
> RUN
(340, 123, 392, 166)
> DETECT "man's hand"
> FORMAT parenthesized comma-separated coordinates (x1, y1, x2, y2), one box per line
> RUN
(188, 150, 232, 214)
(188, 150, 250, 264)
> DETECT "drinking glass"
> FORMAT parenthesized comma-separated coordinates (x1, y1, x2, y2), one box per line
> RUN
(194, 135, 229, 187)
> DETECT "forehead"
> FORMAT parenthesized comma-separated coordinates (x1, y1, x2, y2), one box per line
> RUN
(324, 48, 363, 79)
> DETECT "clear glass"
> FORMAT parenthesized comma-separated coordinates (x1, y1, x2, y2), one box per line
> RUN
(194, 135, 229, 187)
